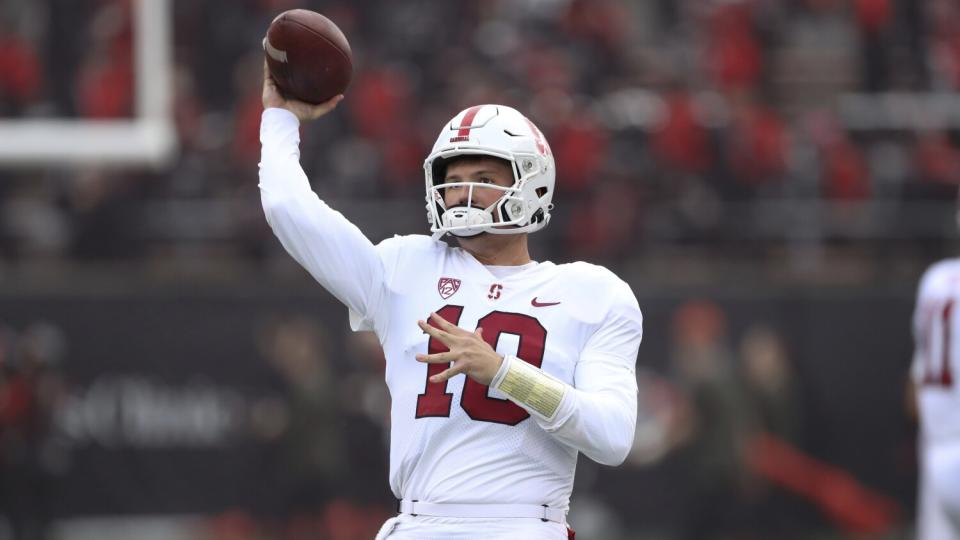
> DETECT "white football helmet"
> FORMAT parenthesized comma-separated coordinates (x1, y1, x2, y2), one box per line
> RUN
(424, 104, 555, 237)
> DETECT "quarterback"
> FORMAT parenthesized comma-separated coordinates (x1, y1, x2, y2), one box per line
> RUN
(911, 258, 960, 540)
(259, 64, 642, 540)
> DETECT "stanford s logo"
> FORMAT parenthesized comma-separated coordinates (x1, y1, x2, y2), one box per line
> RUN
(437, 277, 461, 300)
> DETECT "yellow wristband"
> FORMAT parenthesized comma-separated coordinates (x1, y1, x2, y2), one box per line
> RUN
(492, 355, 566, 421)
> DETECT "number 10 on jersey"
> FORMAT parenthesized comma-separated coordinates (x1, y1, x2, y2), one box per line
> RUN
(415, 304, 548, 424)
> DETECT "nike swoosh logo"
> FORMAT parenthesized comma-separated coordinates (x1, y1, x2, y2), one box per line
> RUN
(531, 297, 561, 307)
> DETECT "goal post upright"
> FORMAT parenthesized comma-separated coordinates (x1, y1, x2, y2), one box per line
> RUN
(0, 0, 177, 168)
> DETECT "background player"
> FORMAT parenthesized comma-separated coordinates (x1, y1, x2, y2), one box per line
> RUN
(259, 62, 642, 539)
(911, 232, 960, 539)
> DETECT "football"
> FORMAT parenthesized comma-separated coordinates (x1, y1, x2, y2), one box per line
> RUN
(263, 9, 352, 104)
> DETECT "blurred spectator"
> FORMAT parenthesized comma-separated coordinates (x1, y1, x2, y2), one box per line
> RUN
(341, 331, 390, 431)
(172, 63, 206, 152)
(549, 109, 610, 194)
(738, 324, 811, 538)
(255, 315, 348, 516)
(739, 324, 802, 443)
(929, 0, 960, 90)
(0, 29, 41, 117)
(0, 322, 68, 540)
(75, 0, 133, 118)
(565, 176, 642, 261)
(231, 54, 269, 167)
(666, 300, 758, 540)
(821, 136, 871, 201)
(346, 64, 425, 193)
(854, 0, 893, 91)
(900, 127, 960, 232)
(650, 87, 712, 175)
(0, 176, 70, 260)
(806, 115, 872, 201)
(560, 0, 630, 55)
(724, 93, 789, 195)
(913, 130, 960, 189)
(66, 169, 144, 260)
(704, 2, 764, 93)
(253, 315, 392, 539)
(205, 510, 261, 540)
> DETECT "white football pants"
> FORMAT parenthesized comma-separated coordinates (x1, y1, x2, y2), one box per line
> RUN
(918, 442, 960, 540)
(375, 514, 570, 540)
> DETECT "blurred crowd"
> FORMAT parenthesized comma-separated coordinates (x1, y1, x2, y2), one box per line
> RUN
(0, 0, 959, 274)
(0, 2, 935, 539)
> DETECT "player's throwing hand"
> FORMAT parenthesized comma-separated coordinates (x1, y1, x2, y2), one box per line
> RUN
(416, 312, 504, 385)
(262, 60, 342, 122)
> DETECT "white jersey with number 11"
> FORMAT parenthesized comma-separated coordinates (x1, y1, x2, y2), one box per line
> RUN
(913, 259, 960, 446)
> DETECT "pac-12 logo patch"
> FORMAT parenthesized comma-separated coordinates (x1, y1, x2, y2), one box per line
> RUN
(437, 277, 461, 299)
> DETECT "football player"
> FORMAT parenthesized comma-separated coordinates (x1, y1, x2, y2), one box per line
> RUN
(911, 237, 960, 539)
(259, 64, 642, 540)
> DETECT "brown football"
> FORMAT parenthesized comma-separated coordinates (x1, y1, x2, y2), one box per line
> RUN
(263, 9, 352, 104)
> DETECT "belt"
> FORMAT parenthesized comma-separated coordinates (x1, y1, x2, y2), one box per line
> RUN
(397, 499, 565, 524)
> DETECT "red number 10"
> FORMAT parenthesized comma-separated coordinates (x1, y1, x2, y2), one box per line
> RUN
(415, 305, 547, 425)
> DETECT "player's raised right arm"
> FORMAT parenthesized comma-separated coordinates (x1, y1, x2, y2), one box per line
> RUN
(258, 66, 383, 321)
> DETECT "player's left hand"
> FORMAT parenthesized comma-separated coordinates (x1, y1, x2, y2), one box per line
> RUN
(416, 312, 503, 386)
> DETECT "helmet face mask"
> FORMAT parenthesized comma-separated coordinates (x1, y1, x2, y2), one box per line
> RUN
(433, 179, 520, 237)
(424, 105, 555, 237)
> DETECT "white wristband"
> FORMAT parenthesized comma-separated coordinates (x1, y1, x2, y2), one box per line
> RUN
(491, 355, 567, 422)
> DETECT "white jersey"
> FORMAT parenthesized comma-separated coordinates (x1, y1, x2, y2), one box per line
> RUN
(912, 259, 960, 447)
(912, 259, 960, 539)
(259, 108, 642, 514)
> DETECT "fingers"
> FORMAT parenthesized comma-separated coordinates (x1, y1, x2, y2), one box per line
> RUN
(261, 54, 279, 89)
(429, 311, 468, 335)
(305, 94, 344, 120)
(261, 58, 272, 90)
(415, 351, 455, 364)
(418, 319, 453, 343)
(262, 58, 285, 109)
(430, 364, 466, 384)
(429, 311, 456, 330)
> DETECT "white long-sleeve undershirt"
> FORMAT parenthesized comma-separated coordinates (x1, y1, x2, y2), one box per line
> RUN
(259, 107, 387, 324)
